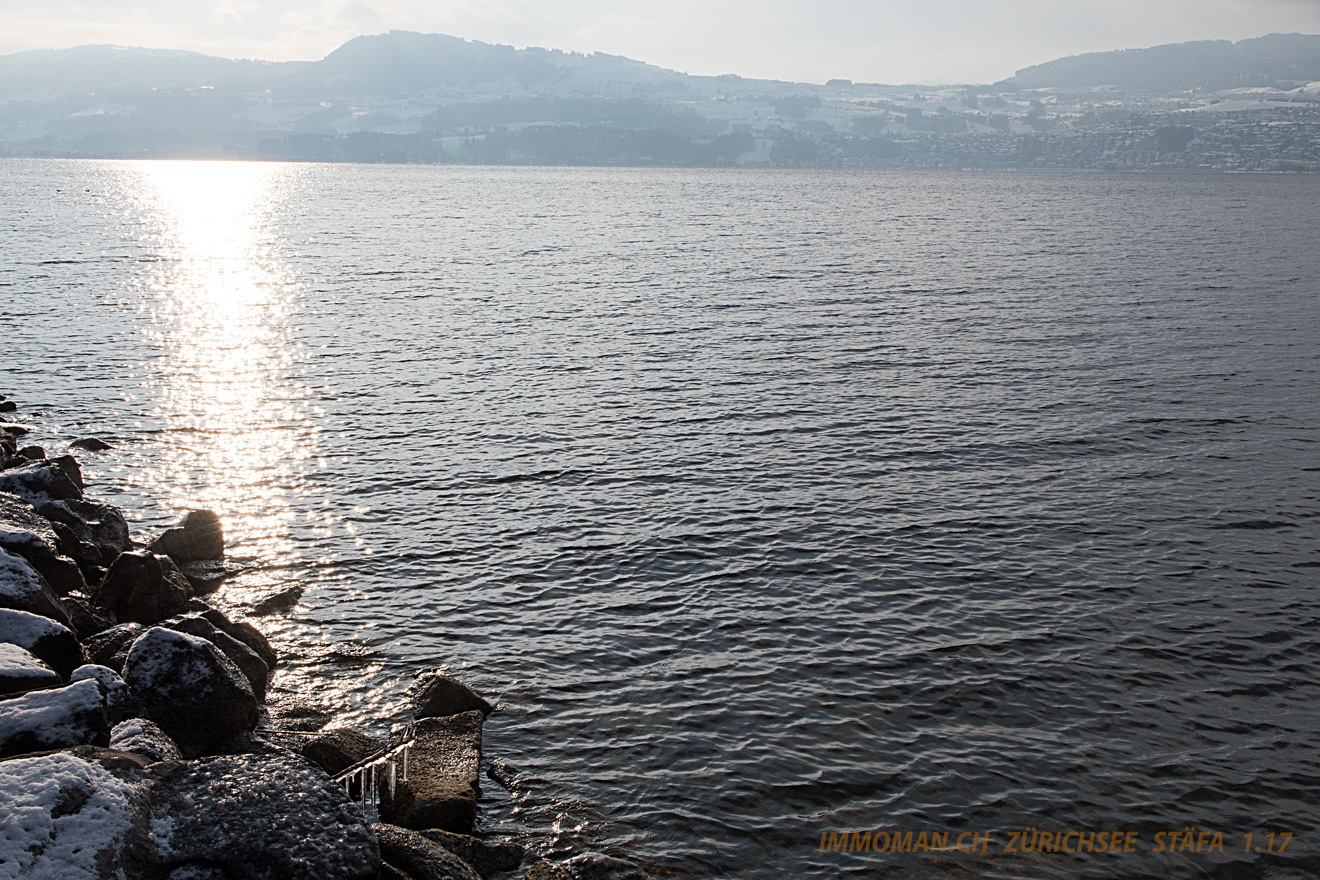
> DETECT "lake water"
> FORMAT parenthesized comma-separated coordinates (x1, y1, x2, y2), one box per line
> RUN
(3, 160, 1319, 879)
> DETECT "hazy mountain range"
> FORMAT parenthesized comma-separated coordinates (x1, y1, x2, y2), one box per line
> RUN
(1, 30, 1318, 169)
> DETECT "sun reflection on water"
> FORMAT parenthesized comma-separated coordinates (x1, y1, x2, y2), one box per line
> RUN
(128, 160, 321, 578)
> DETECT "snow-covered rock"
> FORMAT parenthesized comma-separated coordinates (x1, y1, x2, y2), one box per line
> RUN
(0, 459, 83, 505)
(95, 550, 190, 625)
(378, 711, 483, 833)
(372, 823, 481, 880)
(110, 717, 182, 763)
(121, 627, 258, 757)
(0, 677, 110, 758)
(71, 664, 146, 724)
(0, 491, 87, 597)
(0, 606, 85, 678)
(0, 545, 73, 628)
(0, 747, 152, 880)
(163, 614, 269, 699)
(147, 752, 381, 880)
(0, 642, 61, 696)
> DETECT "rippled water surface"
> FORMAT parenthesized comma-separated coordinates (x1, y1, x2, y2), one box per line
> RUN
(3, 160, 1320, 879)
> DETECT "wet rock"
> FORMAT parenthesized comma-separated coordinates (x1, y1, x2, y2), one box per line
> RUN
(0, 459, 82, 503)
(110, 717, 182, 763)
(163, 614, 270, 699)
(264, 690, 333, 732)
(147, 751, 381, 880)
(524, 855, 654, 880)
(200, 607, 278, 670)
(372, 823, 482, 880)
(70, 437, 114, 452)
(39, 498, 131, 566)
(149, 509, 225, 563)
(17, 445, 45, 460)
(419, 829, 524, 879)
(71, 663, 146, 724)
(410, 671, 494, 720)
(0, 607, 85, 678)
(378, 711, 483, 834)
(0, 545, 74, 628)
(121, 627, 258, 758)
(0, 401, 14, 413)
(60, 593, 115, 640)
(179, 559, 239, 595)
(48, 518, 103, 576)
(0, 491, 87, 596)
(302, 726, 385, 777)
(0, 747, 153, 879)
(51, 454, 84, 492)
(251, 584, 303, 616)
(0, 678, 110, 758)
(0, 642, 61, 696)
(95, 550, 190, 625)
(85, 622, 145, 671)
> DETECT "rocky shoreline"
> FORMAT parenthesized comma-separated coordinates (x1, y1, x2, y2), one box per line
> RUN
(0, 393, 653, 880)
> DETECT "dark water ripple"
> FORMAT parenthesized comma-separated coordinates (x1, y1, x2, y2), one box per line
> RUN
(3, 162, 1320, 878)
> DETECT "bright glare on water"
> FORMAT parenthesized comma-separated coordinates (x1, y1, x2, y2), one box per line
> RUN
(2, 159, 1320, 879)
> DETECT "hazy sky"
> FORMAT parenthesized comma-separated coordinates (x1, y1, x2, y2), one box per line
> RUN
(4, 0, 1320, 83)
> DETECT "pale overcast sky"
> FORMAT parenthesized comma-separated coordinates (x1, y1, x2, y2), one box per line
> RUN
(3, 0, 1320, 83)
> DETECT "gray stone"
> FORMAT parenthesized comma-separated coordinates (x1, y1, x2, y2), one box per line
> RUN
(302, 726, 385, 777)
(147, 751, 381, 880)
(149, 509, 225, 563)
(524, 855, 653, 880)
(0, 491, 87, 597)
(39, 498, 131, 566)
(200, 607, 278, 670)
(0, 607, 85, 678)
(372, 823, 482, 880)
(0, 459, 82, 503)
(110, 717, 182, 763)
(179, 559, 239, 595)
(70, 437, 114, 452)
(411, 671, 494, 720)
(84, 622, 146, 672)
(16, 445, 45, 460)
(96, 550, 190, 625)
(121, 627, 258, 758)
(419, 829, 524, 879)
(50, 455, 84, 492)
(71, 663, 146, 724)
(0, 747, 153, 879)
(378, 712, 483, 833)
(60, 593, 115, 641)
(0, 678, 110, 758)
(0, 642, 61, 696)
(0, 545, 74, 628)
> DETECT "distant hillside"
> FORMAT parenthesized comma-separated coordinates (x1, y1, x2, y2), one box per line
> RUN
(1004, 33, 1320, 91)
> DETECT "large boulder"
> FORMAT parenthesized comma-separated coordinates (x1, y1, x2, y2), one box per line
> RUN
(162, 614, 269, 699)
(199, 607, 277, 670)
(525, 855, 654, 880)
(0, 643, 61, 696)
(110, 717, 182, 763)
(302, 726, 385, 778)
(0, 747, 153, 879)
(121, 627, 258, 758)
(420, 829, 524, 879)
(378, 712, 483, 833)
(147, 752, 381, 880)
(0, 607, 85, 678)
(71, 663, 146, 725)
(0, 491, 87, 596)
(95, 550, 190, 625)
(410, 671, 494, 720)
(372, 823, 482, 880)
(38, 498, 131, 566)
(0, 678, 110, 758)
(0, 459, 83, 504)
(149, 509, 225, 563)
(0, 545, 73, 628)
